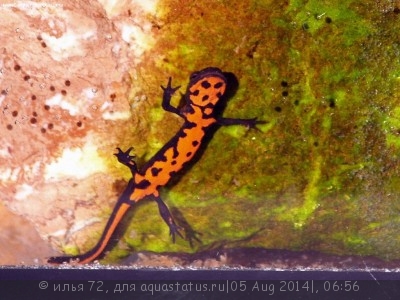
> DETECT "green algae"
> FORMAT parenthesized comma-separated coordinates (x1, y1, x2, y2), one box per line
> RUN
(103, 0, 400, 263)
(61, 245, 80, 257)
(383, 107, 400, 149)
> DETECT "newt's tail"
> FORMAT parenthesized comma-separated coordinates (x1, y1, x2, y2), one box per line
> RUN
(48, 180, 134, 264)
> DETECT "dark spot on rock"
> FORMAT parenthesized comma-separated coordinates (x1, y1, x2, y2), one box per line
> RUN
(76, 121, 82, 127)
(329, 99, 335, 108)
(275, 106, 282, 112)
(14, 65, 21, 71)
(201, 80, 211, 89)
(192, 140, 199, 147)
(152, 21, 161, 30)
(41, 128, 46, 133)
(24, 75, 30, 81)
(246, 40, 260, 59)
(31, 95, 36, 100)
(30, 117, 37, 124)
(110, 93, 116, 101)
(214, 82, 223, 89)
(282, 91, 289, 97)
(281, 81, 288, 87)
(32, 111, 38, 117)
(151, 167, 162, 176)
(136, 179, 151, 189)
(186, 152, 192, 157)
(37, 35, 42, 41)
(394, 7, 400, 14)
(325, 17, 332, 23)
(202, 95, 209, 102)
(302, 23, 309, 30)
(192, 90, 199, 96)
(48, 123, 54, 129)
(61, 90, 67, 96)
(169, 171, 177, 178)
(216, 92, 222, 98)
(171, 160, 177, 165)
(314, 141, 319, 147)
(44, 105, 50, 110)
(50, 85, 55, 91)
(6, 124, 12, 130)
(41, 42, 47, 48)
(1, 90, 7, 95)
(294, 100, 300, 106)
(12, 110, 18, 117)
(65, 80, 71, 86)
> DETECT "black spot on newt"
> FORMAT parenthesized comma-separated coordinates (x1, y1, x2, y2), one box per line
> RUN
(214, 82, 223, 89)
(136, 179, 151, 189)
(151, 167, 162, 176)
(201, 80, 211, 89)
(202, 95, 209, 102)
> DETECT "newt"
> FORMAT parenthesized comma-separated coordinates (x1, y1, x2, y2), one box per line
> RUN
(48, 67, 260, 264)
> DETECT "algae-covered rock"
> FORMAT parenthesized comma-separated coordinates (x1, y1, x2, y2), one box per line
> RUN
(114, 0, 400, 263)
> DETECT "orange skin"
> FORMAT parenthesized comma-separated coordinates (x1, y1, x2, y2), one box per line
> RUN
(48, 67, 259, 264)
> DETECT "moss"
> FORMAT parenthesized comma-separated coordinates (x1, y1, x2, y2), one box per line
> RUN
(383, 107, 400, 149)
(102, 248, 130, 265)
(287, 0, 374, 43)
(62, 245, 80, 256)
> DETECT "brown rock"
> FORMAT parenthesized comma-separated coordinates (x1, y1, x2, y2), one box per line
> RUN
(0, 0, 156, 263)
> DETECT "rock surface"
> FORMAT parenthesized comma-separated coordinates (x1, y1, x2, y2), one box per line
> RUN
(0, 0, 158, 261)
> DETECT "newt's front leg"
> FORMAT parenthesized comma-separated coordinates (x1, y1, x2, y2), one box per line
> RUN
(114, 147, 138, 176)
(161, 77, 181, 117)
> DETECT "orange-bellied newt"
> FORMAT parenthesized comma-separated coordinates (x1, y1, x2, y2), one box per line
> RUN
(48, 67, 261, 264)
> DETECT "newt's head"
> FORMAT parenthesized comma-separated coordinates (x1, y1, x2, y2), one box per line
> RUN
(187, 67, 227, 108)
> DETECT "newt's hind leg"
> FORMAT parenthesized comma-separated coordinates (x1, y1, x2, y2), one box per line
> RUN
(154, 196, 183, 243)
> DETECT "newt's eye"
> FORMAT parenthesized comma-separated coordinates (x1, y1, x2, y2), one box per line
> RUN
(190, 72, 199, 80)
